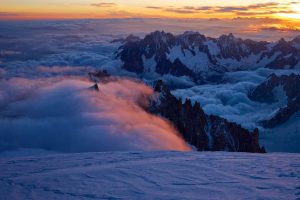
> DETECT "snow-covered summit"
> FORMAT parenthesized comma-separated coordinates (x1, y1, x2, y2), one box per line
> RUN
(117, 31, 300, 82)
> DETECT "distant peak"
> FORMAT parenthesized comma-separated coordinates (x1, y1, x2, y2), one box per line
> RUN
(150, 30, 167, 37)
(280, 37, 286, 41)
(182, 31, 198, 36)
(292, 35, 300, 43)
(146, 30, 173, 44)
(228, 33, 235, 38)
(125, 34, 140, 43)
(219, 33, 236, 41)
(89, 83, 100, 92)
(278, 38, 287, 43)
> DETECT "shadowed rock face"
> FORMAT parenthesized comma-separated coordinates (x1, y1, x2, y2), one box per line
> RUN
(149, 80, 265, 153)
(116, 31, 300, 82)
(249, 73, 300, 128)
(262, 97, 300, 128)
(217, 33, 267, 60)
(249, 73, 300, 103)
(263, 39, 300, 70)
(118, 31, 195, 78)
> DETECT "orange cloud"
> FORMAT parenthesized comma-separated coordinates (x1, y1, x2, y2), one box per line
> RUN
(0, 76, 191, 152)
(145, 1, 300, 19)
(0, 1, 299, 23)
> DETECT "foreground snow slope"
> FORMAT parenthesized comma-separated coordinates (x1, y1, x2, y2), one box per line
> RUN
(0, 151, 299, 200)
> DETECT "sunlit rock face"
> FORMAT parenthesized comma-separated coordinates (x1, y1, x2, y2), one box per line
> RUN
(249, 73, 300, 128)
(148, 80, 265, 153)
(117, 31, 300, 83)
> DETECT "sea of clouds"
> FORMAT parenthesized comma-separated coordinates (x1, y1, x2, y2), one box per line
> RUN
(0, 72, 190, 153)
(0, 19, 300, 153)
(0, 18, 299, 75)
(173, 68, 300, 130)
(172, 68, 300, 152)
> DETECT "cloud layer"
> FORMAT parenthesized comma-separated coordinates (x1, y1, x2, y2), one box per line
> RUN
(0, 19, 299, 77)
(0, 77, 190, 153)
(91, 3, 117, 8)
(172, 68, 300, 131)
(145, 1, 300, 18)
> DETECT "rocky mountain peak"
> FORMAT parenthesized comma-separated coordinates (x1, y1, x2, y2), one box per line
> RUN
(89, 83, 100, 92)
(275, 38, 290, 49)
(153, 80, 171, 95)
(125, 34, 140, 43)
(117, 31, 300, 82)
(218, 33, 237, 43)
(146, 31, 173, 44)
(179, 31, 207, 44)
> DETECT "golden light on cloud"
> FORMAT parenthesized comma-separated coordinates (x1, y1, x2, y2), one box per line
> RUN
(291, 3, 300, 13)
(0, 0, 300, 23)
(277, 3, 300, 20)
(265, 23, 300, 31)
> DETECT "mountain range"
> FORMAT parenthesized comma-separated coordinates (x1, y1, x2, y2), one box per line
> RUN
(116, 31, 300, 83)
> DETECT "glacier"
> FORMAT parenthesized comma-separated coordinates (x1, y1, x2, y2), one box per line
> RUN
(0, 151, 299, 200)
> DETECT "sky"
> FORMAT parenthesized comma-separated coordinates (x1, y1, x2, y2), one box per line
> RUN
(0, 0, 300, 21)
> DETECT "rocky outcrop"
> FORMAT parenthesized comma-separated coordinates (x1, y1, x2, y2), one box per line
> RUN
(262, 38, 300, 70)
(249, 73, 300, 103)
(249, 73, 300, 128)
(149, 80, 265, 153)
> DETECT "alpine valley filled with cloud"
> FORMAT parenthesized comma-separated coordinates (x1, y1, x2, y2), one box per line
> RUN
(0, 3, 300, 199)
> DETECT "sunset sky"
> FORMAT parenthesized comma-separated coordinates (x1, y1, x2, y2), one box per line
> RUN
(1, 0, 300, 20)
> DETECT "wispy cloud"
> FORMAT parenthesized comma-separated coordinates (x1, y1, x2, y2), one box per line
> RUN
(145, 1, 300, 18)
(91, 2, 117, 8)
(145, 6, 162, 10)
(164, 8, 196, 14)
(236, 10, 295, 17)
(0, 12, 20, 17)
